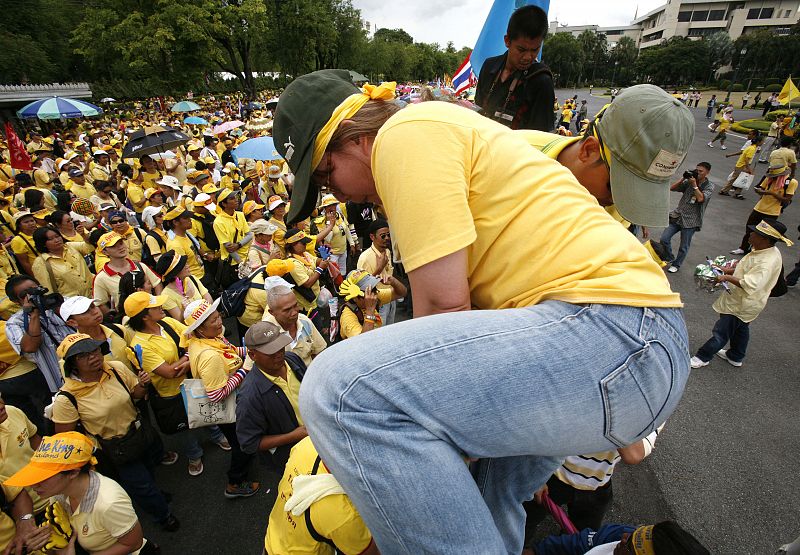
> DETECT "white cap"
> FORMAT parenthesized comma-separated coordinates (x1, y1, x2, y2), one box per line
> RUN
(92, 148, 108, 157)
(268, 165, 281, 179)
(156, 175, 181, 190)
(59, 296, 97, 322)
(57, 159, 70, 170)
(193, 192, 217, 213)
(268, 197, 285, 211)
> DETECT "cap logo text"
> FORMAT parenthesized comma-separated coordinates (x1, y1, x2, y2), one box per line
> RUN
(646, 149, 681, 177)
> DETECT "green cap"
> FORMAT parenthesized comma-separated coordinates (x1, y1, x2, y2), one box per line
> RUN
(273, 69, 360, 223)
(596, 84, 694, 227)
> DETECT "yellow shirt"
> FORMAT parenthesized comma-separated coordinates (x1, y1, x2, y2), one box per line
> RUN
(161, 277, 208, 316)
(52, 362, 138, 439)
(0, 485, 22, 552)
(166, 234, 205, 279)
(339, 289, 392, 339)
(100, 324, 134, 373)
(263, 364, 303, 425)
(128, 318, 187, 397)
(269, 217, 287, 253)
(315, 213, 352, 255)
(561, 108, 572, 123)
(92, 260, 160, 310)
(67, 474, 143, 555)
(120, 227, 144, 261)
(754, 178, 798, 216)
(187, 337, 244, 392)
(713, 246, 782, 323)
(357, 244, 394, 281)
(238, 270, 268, 327)
(10, 233, 37, 267)
(126, 182, 145, 213)
(213, 211, 250, 260)
(371, 102, 681, 310)
(288, 255, 320, 312)
(0, 406, 46, 512)
(768, 147, 798, 174)
(265, 437, 372, 555)
(68, 181, 97, 199)
(717, 119, 731, 132)
(736, 145, 757, 169)
(31, 248, 93, 298)
(141, 171, 161, 190)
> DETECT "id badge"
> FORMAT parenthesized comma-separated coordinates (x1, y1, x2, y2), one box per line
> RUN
(494, 110, 514, 122)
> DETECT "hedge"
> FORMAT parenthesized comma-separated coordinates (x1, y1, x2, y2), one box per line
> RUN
(731, 118, 773, 134)
(718, 79, 731, 90)
(732, 83, 745, 92)
(764, 84, 783, 92)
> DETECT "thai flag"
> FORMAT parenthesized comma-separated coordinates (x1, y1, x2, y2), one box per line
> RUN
(453, 54, 474, 95)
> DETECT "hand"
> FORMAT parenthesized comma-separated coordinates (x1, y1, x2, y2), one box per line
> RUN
(295, 426, 308, 440)
(5, 519, 35, 555)
(715, 274, 727, 284)
(375, 250, 388, 271)
(688, 177, 697, 187)
(225, 242, 239, 253)
(641, 227, 650, 240)
(533, 484, 549, 505)
(75, 222, 86, 235)
(18, 524, 51, 552)
(318, 259, 330, 270)
(349, 244, 360, 256)
(137, 370, 151, 387)
(363, 286, 378, 313)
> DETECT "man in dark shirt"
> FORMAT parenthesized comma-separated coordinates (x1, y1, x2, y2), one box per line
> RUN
(474, 5, 555, 132)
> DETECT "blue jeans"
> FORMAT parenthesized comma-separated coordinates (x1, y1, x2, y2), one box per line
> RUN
(695, 313, 750, 363)
(300, 301, 690, 554)
(660, 223, 697, 268)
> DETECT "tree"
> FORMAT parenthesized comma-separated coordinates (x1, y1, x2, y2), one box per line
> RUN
(576, 31, 607, 84)
(374, 28, 414, 44)
(706, 31, 734, 82)
(609, 36, 638, 86)
(635, 37, 710, 86)
(543, 33, 583, 87)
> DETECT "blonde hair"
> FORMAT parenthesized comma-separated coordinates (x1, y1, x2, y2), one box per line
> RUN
(328, 100, 403, 151)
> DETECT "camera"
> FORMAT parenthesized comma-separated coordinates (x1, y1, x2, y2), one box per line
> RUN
(683, 169, 699, 180)
(24, 286, 63, 313)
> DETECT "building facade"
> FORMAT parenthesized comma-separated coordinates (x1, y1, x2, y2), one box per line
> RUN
(550, 0, 800, 50)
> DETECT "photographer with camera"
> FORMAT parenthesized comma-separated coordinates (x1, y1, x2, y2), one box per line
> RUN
(5, 275, 74, 406)
(659, 163, 714, 273)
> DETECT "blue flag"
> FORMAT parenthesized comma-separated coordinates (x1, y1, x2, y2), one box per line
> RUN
(470, 0, 550, 78)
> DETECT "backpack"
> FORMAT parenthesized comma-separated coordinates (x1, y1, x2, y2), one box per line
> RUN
(770, 265, 788, 298)
(140, 230, 166, 268)
(218, 266, 267, 318)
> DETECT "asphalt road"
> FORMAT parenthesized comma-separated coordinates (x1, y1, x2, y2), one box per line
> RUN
(140, 89, 799, 554)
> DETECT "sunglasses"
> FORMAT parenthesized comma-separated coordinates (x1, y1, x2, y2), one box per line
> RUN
(110, 219, 125, 225)
(378, 233, 390, 239)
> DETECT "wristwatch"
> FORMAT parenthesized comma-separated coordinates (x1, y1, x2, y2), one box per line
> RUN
(18, 513, 33, 522)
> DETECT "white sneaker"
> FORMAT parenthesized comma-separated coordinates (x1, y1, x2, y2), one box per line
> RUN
(730, 248, 745, 255)
(716, 349, 743, 367)
(690, 356, 709, 369)
(721, 145, 727, 150)
(707, 142, 714, 148)
(667, 265, 679, 273)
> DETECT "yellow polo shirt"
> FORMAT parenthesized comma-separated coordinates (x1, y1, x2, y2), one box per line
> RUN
(288, 255, 319, 312)
(69, 474, 142, 554)
(0, 406, 46, 512)
(754, 178, 798, 216)
(262, 312, 327, 367)
(372, 102, 681, 310)
(736, 145, 757, 169)
(126, 182, 145, 214)
(51, 362, 138, 439)
(213, 211, 250, 260)
(128, 318, 186, 398)
(68, 181, 97, 199)
(93, 260, 160, 310)
(265, 437, 372, 555)
(768, 147, 798, 174)
(269, 217, 287, 253)
(262, 364, 303, 425)
(166, 234, 205, 279)
(10, 233, 37, 267)
(119, 227, 144, 261)
(162, 278, 208, 315)
(31, 247, 93, 298)
(101, 324, 134, 373)
(0, 485, 22, 552)
(713, 246, 782, 323)
(187, 337, 244, 392)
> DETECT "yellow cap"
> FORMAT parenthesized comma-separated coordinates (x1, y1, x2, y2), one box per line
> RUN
(123, 292, 167, 318)
(243, 200, 264, 215)
(266, 259, 291, 277)
(5, 432, 97, 487)
(97, 232, 123, 250)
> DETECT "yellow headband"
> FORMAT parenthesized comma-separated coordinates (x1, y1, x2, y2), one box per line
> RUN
(589, 104, 613, 168)
(311, 82, 397, 171)
(631, 525, 656, 555)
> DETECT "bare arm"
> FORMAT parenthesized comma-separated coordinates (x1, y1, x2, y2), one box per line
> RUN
(408, 249, 471, 317)
(257, 426, 308, 452)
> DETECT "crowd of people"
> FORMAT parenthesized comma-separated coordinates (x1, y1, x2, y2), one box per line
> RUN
(0, 4, 795, 554)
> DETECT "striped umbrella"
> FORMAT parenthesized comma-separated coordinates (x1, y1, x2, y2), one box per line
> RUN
(17, 96, 103, 120)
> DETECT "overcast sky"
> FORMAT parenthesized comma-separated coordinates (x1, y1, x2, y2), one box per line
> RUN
(352, 0, 666, 49)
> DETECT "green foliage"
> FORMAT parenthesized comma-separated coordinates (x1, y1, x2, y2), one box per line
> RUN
(732, 83, 744, 92)
(731, 118, 772, 134)
(765, 109, 791, 121)
(765, 84, 783, 92)
(543, 33, 583, 86)
(719, 79, 731, 90)
(635, 37, 711, 86)
(765, 78, 781, 86)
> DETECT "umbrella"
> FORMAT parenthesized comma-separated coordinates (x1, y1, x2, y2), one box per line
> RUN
(212, 120, 245, 135)
(348, 70, 369, 83)
(232, 137, 282, 161)
(122, 126, 190, 158)
(171, 100, 201, 113)
(184, 116, 209, 125)
(246, 117, 272, 134)
(247, 101, 264, 110)
(17, 96, 103, 120)
(100, 97, 116, 103)
(149, 151, 177, 159)
(265, 97, 279, 110)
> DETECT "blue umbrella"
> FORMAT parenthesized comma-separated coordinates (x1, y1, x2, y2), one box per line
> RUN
(17, 96, 103, 120)
(232, 137, 282, 161)
(171, 100, 201, 113)
(184, 116, 209, 125)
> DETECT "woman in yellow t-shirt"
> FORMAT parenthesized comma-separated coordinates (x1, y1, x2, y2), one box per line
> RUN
(5, 431, 160, 555)
(183, 299, 260, 499)
(31, 227, 93, 298)
(155, 251, 212, 320)
(49, 333, 177, 529)
(270, 73, 692, 553)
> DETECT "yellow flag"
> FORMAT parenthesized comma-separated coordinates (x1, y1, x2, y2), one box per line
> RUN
(778, 77, 800, 104)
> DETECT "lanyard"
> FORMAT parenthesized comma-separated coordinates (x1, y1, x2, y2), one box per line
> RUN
(487, 69, 521, 115)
